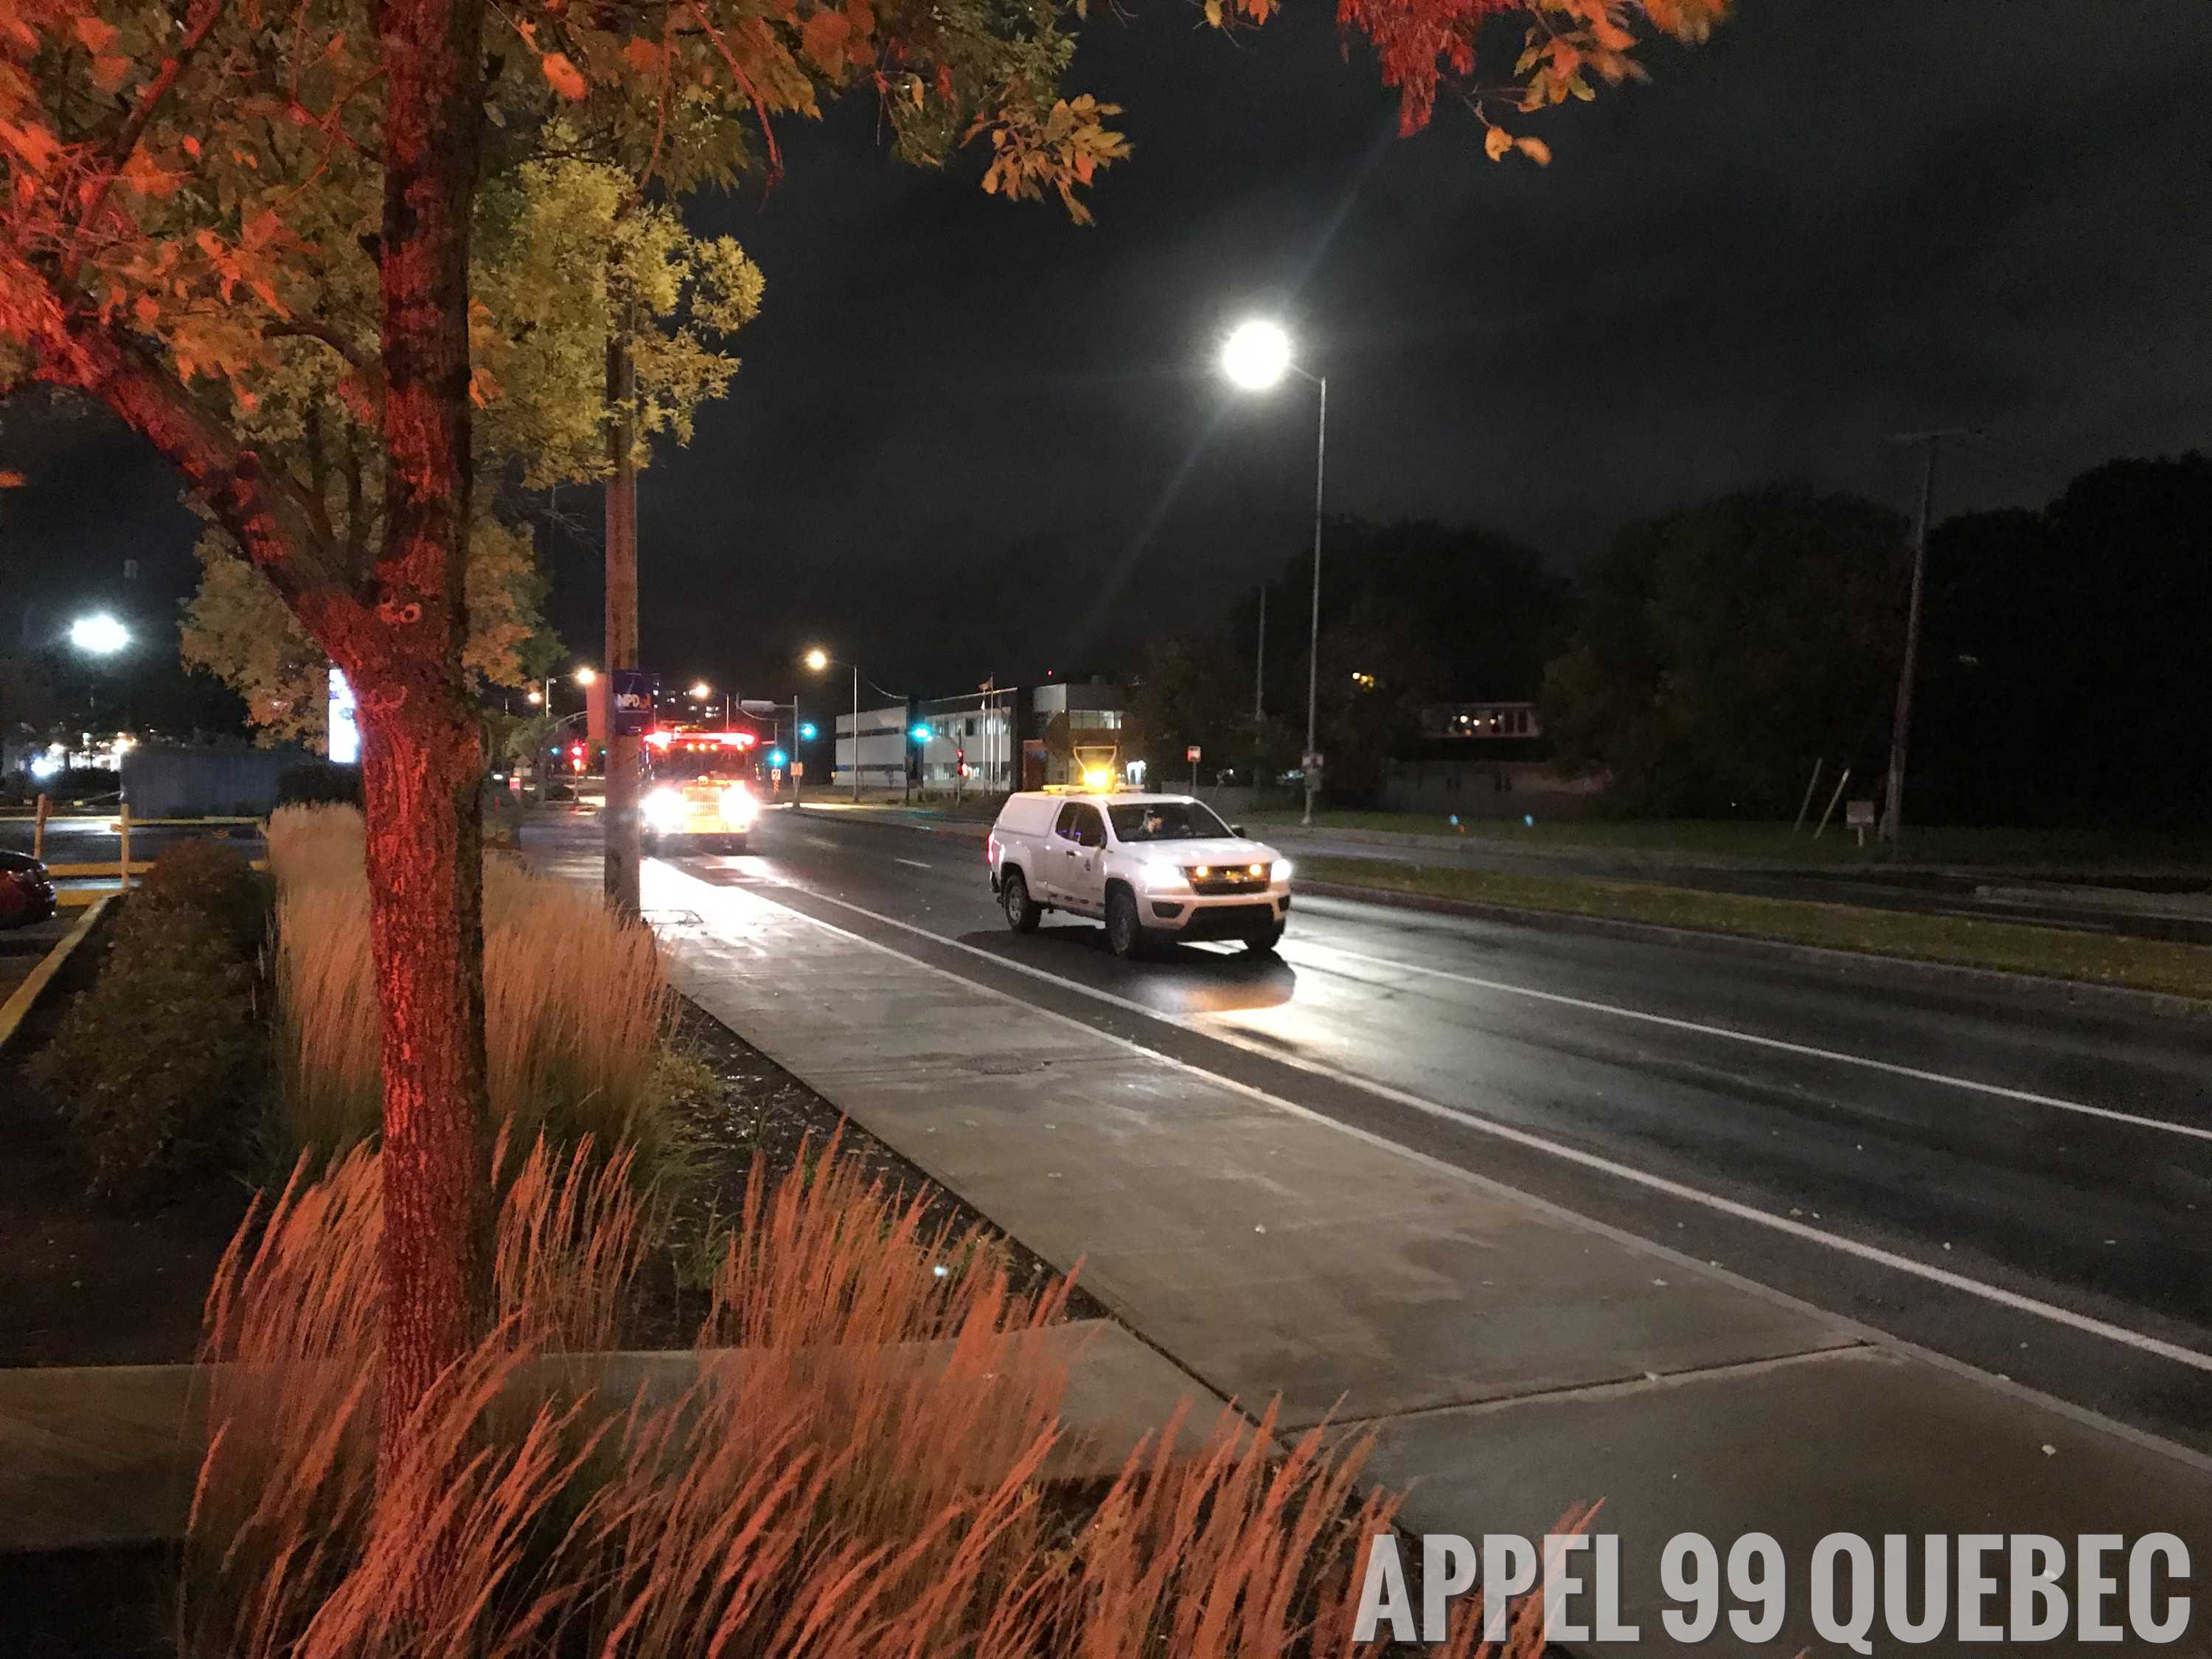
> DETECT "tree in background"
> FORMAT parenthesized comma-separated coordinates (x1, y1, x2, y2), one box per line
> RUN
(1203, 521, 1568, 803)
(1541, 487, 1907, 816)
(1913, 454, 2212, 829)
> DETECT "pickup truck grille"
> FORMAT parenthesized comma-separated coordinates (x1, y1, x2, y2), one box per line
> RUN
(1187, 865, 1269, 896)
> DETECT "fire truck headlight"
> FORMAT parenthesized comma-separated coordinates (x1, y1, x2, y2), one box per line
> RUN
(722, 787, 757, 829)
(644, 789, 684, 830)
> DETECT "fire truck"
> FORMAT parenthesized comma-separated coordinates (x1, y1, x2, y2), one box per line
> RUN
(641, 726, 762, 853)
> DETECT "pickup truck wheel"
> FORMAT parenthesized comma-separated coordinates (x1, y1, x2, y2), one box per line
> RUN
(1105, 885, 1150, 960)
(1245, 922, 1286, 955)
(1002, 869, 1041, 933)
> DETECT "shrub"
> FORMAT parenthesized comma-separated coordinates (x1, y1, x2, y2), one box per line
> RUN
(274, 761, 364, 810)
(185, 1137, 1496, 1659)
(132, 838, 271, 959)
(267, 804, 676, 1175)
(29, 902, 263, 1201)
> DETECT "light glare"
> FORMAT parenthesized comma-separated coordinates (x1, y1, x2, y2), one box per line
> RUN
(1221, 320, 1292, 391)
(69, 613, 129, 654)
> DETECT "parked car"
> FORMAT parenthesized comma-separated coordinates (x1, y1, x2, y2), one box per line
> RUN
(0, 851, 59, 930)
(987, 790, 1291, 959)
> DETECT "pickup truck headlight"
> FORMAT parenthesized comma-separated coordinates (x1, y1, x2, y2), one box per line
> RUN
(1141, 861, 1190, 894)
(1273, 859, 1293, 883)
(643, 788, 684, 830)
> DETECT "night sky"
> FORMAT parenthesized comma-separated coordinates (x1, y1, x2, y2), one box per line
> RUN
(5, 0, 2208, 716)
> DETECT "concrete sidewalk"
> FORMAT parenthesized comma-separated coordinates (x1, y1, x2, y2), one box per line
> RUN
(0, 1320, 1200, 1552)
(635, 855, 2212, 1658)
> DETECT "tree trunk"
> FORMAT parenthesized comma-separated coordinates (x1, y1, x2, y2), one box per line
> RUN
(369, 0, 493, 1446)
(603, 334, 642, 915)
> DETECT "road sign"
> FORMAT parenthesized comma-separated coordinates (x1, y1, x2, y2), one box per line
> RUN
(1846, 800, 1875, 827)
(1186, 745, 1201, 763)
(1302, 751, 1324, 773)
(791, 760, 805, 779)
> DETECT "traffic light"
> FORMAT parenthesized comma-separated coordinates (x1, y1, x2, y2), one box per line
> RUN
(768, 748, 787, 768)
(798, 723, 818, 740)
(911, 723, 933, 742)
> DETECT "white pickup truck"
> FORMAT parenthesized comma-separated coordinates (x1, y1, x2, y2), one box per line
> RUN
(986, 790, 1292, 959)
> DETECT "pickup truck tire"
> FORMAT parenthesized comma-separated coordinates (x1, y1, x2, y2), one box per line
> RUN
(1002, 867, 1042, 933)
(1245, 922, 1286, 955)
(1105, 884, 1151, 960)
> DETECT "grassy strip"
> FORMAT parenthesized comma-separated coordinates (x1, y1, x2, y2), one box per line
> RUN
(1252, 812, 2212, 874)
(1296, 855, 2212, 1003)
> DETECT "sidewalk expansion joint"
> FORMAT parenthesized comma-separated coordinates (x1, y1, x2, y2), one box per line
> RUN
(1315, 1342, 1879, 1434)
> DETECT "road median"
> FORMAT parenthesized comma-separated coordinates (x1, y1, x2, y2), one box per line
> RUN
(1294, 854, 2212, 1005)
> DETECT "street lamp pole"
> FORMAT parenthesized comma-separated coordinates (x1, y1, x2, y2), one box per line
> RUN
(1302, 372, 1326, 829)
(1219, 320, 1326, 827)
(851, 664, 860, 803)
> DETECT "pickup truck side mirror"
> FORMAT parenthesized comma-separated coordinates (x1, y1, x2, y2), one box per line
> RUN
(1231, 824, 1247, 837)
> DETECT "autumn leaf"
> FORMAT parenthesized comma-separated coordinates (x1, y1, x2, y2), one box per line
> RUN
(540, 50, 587, 100)
(71, 14, 116, 52)
(621, 36, 662, 73)
(0, 470, 24, 490)
(1514, 133, 1551, 164)
(801, 8, 852, 73)
(1484, 123, 1513, 160)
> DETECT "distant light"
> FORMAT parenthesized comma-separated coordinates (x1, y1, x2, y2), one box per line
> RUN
(1221, 320, 1292, 391)
(689, 681, 712, 700)
(573, 666, 598, 685)
(527, 689, 544, 705)
(29, 754, 60, 780)
(769, 748, 787, 768)
(69, 613, 129, 654)
(328, 667, 360, 764)
(804, 648, 830, 672)
(911, 723, 933, 742)
(799, 723, 818, 740)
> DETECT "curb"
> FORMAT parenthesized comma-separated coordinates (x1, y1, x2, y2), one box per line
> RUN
(0, 894, 112, 1056)
(1293, 880, 2212, 1022)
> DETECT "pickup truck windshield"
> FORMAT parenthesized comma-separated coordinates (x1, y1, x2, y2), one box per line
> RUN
(1108, 801, 1233, 842)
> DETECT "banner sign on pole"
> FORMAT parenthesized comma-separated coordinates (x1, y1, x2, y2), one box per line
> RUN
(610, 669, 656, 737)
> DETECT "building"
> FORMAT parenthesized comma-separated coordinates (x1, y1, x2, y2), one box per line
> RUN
(831, 678, 1134, 795)
(1383, 698, 1603, 817)
(913, 687, 1020, 792)
(1421, 700, 1542, 740)
(831, 703, 911, 792)
(1026, 680, 1128, 787)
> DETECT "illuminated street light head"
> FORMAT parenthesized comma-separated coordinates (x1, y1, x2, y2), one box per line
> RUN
(804, 648, 830, 672)
(573, 666, 597, 685)
(69, 613, 130, 655)
(1221, 319, 1292, 391)
(689, 681, 712, 700)
(527, 689, 544, 706)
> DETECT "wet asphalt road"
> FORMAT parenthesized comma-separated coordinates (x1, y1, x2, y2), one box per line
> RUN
(650, 807, 2212, 1455)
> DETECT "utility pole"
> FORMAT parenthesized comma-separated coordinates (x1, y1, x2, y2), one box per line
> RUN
(1882, 428, 1972, 849)
(603, 333, 641, 914)
(1254, 585, 1265, 720)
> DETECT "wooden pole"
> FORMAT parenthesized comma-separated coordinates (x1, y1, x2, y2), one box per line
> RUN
(1812, 766, 1851, 841)
(1793, 757, 1823, 835)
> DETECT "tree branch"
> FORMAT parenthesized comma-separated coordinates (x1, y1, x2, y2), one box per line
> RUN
(64, 0, 228, 280)
(20, 274, 367, 643)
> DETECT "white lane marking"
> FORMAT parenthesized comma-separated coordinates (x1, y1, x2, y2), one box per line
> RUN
(1276, 938, 2211, 1143)
(745, 879, 2212, 1378)
(894, 857, 933, 871)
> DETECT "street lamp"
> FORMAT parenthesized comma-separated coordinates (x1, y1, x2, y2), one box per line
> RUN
(804, 648, 910, 803)
(574, 666, 597, 686)
(69, 613, 130, 655)
(1220, 319, 1326, 827)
